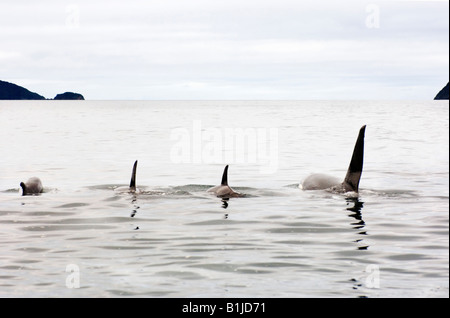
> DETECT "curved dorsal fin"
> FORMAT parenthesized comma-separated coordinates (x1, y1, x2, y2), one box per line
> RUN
(129, 160, 138, 189)
(221, 165, 229, 186)
(343, 125, 366, 192)
(20, 182, 27, 195)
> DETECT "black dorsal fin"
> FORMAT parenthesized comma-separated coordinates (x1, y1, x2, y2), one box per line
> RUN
(221, 165, 229, 186)
(343, 125, 366, 192)
(20, 182, 27, 195)
(129, 160, 138, 189)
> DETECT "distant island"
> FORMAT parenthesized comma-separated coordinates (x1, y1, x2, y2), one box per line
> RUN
(2, 79, 448, 101)
(0, 80, 84, 100)
(434, 82, 449, 100)
(54, 92, 85, 100)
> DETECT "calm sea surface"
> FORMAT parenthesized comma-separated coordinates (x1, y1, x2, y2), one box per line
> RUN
(0, 100, 448, 298)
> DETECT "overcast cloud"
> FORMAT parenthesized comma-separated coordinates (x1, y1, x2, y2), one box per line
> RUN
(0, 0, 448, 100)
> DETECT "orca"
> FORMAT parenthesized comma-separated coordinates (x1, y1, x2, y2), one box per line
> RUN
(115, 160, 139, 193)
(301, 125, 366, 193)
(20, 177, 43, 195)
(207, 165, 242, 198)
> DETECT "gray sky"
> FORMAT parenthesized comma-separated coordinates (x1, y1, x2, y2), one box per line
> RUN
(0, 0, 448, 100)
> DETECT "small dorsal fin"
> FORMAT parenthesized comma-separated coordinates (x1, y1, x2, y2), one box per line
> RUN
(20, 182, 27, 195)
(129, 160, 138, 189)
(221, 165, 229, 186)
(343, 125, 366, 192)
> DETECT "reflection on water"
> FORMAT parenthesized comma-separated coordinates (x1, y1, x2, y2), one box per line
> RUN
(345, 197, 368, 297)
(221, 198, 229, 209)
(346, 198, 368, 250)
(130, 196, 139, 218)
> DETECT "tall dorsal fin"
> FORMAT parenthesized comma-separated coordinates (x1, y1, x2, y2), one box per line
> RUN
(343, 125, 366, 192)
(129, 160, 138, 189)
(221, 165, 229, 186)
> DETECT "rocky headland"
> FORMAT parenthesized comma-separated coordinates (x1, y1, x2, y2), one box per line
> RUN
(0, 80, 84, 100)
(434, 82, 449, 100)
